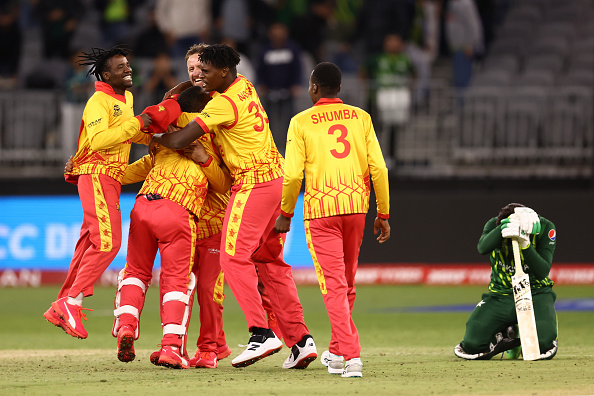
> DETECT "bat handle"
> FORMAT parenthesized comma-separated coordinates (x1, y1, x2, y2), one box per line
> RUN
(511, 238, 524, 275)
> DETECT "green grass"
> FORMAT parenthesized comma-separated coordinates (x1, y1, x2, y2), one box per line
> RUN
(1, 285, 593, 395)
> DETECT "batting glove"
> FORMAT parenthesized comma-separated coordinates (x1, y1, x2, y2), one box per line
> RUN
(514, 207, 541, 235)
(501, 217, 530, 248)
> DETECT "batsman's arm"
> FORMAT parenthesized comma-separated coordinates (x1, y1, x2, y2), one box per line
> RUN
(523, 221, 556, 279)
(477, 218, 503, 255)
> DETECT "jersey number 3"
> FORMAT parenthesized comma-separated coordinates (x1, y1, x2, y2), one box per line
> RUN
(328, 124, 351, 159)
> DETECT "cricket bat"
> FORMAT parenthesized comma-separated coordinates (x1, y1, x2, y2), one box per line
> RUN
(511, 238, 540, 361)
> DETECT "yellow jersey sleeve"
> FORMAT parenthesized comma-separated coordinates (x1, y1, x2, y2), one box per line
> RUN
(122, 154, 154, 185)
(280, 117, 305, 217)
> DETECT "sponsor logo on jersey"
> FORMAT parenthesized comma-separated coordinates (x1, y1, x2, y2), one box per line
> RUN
(113, 104, 122, 117)
(548, 229, 556, 241)
(158, 105, 165, 112)
(88, 118, 102, 127)
(201, 111, 210, 118)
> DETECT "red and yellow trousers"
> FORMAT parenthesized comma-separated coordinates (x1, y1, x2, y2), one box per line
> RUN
(220, 177, 308, 348)
(116, 196, 197, 350)
(58, 174, 122, 299)
(305, 213, 366, 361)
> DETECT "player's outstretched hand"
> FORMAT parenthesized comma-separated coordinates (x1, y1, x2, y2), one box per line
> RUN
(64, 156, 74, 174)
(163, 80, 193, 100)
(374, 217, 390, 243)
(274, 214, 291, 234)
(139, 113, 152, 128)
(514, 207, 541, 235)
(185, 142, 209, 164)
(501, 215, 530, 248)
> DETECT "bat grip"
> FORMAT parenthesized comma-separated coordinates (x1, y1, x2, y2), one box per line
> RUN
(511, 238, 524, 275)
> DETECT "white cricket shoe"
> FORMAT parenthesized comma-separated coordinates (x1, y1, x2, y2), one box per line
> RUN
(231, 327, 283, 368)
(341, 357, 363, 378)
(282, 334, 317, 369)
(325, 351, 345, 374)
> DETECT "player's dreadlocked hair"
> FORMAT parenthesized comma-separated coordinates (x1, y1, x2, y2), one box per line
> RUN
(311, 62, 342, 95)
(78, 45, 131, 82)
(198, 44, 240, 75)
(496, 203, 526, 225)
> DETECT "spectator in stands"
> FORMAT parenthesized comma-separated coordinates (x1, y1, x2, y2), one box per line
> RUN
(36, 0, 84, 60)
(155, 0, 211, 58)
(133, 6, 169, 59)
(289, 0, 334, 63)
(213, 0, 251, 57)
(142, 51, 178, 107)
(256, 22, 302, 155)
(406, 0, 441, 107)
(357, 0, 413, 59)
(364, 33, 416, 169)
(65, 49, 94, 103)
(445, 0, 483, 91)
(0, 0, 21, 89)
(94, 0, 139, 47)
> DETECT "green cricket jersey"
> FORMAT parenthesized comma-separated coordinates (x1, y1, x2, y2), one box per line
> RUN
(477, 216, 556, 295)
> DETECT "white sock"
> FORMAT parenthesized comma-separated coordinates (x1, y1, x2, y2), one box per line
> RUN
(67, 293, 83, 306)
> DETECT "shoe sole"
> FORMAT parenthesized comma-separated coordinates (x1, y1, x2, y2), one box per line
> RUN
(341, 372, 363, 378)
(231, 346, 282, 368)
(328, 367, 343, 374)
(117, 332, 135, 362)
(44, 308, 84, 339)
(285, 353, 317, 369)
(50, 302, 87, 339)
(158, 356, 189, 369)
(195, 361, 218, 369)
(150, 354, 164, 367)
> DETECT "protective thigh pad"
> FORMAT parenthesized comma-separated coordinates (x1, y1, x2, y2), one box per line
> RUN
(112, 268, 148, 338)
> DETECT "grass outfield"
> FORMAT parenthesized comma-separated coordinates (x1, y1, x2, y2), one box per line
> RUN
(1, 285, 593, 395)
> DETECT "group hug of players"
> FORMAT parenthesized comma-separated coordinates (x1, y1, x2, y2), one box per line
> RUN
(42, 42, 557, 379)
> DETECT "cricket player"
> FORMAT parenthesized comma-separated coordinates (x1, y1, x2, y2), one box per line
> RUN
(112, 86, 228, 369)
(150, 44, 317, 369)
(454, 203, 558, 360)
(274, 62, 391, 378)
(147, 44, 284, 370)
(43, 46, 152, 339)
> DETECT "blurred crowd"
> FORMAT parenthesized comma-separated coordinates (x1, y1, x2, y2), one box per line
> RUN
(0, 0, 510, 157)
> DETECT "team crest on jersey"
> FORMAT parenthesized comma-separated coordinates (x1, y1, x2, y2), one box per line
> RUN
(113, 104, 122, 117)
(548, 229, 556, 241)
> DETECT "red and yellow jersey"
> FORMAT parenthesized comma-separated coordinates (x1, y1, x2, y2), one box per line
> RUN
(67, 81, 150, 184)
(281, 98, 390, 221)
(192, 75, 284, 186)
(122, 145, 208, 217)
(175, 113, 231, 240)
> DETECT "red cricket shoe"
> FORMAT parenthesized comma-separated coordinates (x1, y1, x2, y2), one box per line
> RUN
(50, 297, 92, 339)
(157, 346, 189, 369)
(216, 345, 232, 361)
(189, 351, 218, 368)
(117, 325, 135, 362)
(43, 306, 64, 330)
(150, 349, 162, 366)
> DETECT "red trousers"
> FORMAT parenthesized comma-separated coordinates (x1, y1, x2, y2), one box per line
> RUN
(192, 232, 226, 353)
(305, 213, 366, 361)
(118, 196, 197, 349)
(59, 174, 122, 299)
(220, 177, 308, 348)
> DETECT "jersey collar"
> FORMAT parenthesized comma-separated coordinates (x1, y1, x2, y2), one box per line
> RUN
(95, 81, 127, 103)
(314, 97, 343, 106)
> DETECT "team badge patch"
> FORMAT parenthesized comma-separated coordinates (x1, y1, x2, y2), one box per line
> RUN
(548, 229, 556, 241)
(113, 104, 122, 117)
